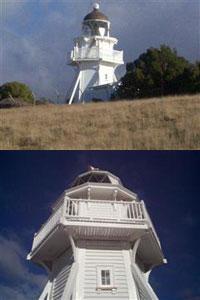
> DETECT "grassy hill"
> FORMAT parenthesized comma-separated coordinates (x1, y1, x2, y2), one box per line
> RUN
(0, 94, 199, 150)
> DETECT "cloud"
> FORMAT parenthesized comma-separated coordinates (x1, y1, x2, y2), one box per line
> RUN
(0, 233, 47, 300)
(0, 283, 42, 300)
(1, 0, 199, 101)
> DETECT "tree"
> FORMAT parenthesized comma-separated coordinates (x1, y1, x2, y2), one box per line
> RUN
(193, 61, 200, 93)
(0, 81, 34, 103)
(169, 62, 198, 94)
(115, 45, 193, 99)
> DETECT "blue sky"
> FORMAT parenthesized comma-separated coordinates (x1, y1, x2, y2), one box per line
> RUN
(1, 0, 199, 101)
(0, 151, 200, 299)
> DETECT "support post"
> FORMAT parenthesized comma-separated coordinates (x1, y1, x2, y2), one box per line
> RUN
(68, 72, 81, 105)
(38, 281, 52, 300)
(69, 235, 77, 261)
(61, 235, 78, 300)
(132, 238, 141, 264)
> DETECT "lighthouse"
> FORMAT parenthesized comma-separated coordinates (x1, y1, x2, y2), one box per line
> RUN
(28, 168, 166, 300)
(67, 3, 124, 104)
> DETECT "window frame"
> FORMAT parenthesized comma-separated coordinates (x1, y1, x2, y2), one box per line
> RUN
(96, 265, 115, 290)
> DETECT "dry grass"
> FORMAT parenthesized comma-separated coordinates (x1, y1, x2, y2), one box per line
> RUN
(0, 94, 199, 150)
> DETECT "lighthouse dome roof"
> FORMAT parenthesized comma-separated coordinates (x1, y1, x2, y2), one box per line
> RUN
(71, 168, 122, 187)
(84, 5, 109, 22)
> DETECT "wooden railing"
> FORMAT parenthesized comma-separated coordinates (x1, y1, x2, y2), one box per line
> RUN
(32, 198, 159, 252)
(32, 202, 63, 250)
(65, 198, 146, 222)
(143, 201, 160, 246)
(71, 47, 123, 64)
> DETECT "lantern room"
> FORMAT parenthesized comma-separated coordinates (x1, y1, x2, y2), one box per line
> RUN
(82, 3, 110, 37)
(71, 168, 122, 187)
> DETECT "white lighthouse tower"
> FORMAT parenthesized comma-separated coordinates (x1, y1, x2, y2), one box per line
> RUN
(28, 168, 166, 300)
(67, 3, 124, 104)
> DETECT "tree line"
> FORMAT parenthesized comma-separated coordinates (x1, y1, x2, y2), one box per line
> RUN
(114, 45, 200, 100)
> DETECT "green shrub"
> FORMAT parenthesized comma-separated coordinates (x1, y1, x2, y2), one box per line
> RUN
(0, 81, 34, 103)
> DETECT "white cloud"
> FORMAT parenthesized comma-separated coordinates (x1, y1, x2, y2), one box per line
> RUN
(0, 233, 47, 300)
(0, 283, 41, 300)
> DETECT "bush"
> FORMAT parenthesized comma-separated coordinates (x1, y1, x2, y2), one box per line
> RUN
(0, 81, 34, 103)
(115, 45, 199, 99)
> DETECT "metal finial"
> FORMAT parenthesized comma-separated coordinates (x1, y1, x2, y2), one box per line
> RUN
(88, 165, 99, 171)
(93, 3, 100, 10)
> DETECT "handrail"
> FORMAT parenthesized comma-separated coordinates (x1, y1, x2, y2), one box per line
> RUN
(64, 198, 146, 221)
(142, 201, 160, 246)
(32, 204, 63, 250)
(35, 199, 64, 236)
(64, 197, 139, 204)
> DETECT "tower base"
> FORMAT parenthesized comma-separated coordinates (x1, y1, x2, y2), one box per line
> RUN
(68, 81, 117, 105)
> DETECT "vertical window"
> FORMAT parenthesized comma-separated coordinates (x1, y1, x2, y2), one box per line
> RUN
(101, 269, 111, 286)
(97, 266, 114, 289)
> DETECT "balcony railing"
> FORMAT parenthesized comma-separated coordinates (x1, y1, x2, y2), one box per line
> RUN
(32, 198, 158, 251)
(70, 47, 123, 64)
(32, 202, 63, 251)
(65, 198, 145, 222)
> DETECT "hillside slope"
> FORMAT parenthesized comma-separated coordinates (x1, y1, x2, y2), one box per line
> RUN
(0, 95, 199, 150)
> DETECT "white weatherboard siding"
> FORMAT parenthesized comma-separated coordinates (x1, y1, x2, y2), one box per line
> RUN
(51, 248, 73, 300)
(80, 65, 98, 90)
(98, 64, 116, 85)
(77, 240, 137, 300)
